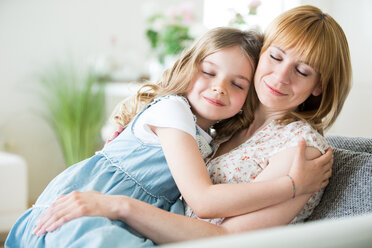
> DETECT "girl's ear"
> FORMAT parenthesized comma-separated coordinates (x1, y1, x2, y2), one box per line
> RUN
(312, 84, 322, 96)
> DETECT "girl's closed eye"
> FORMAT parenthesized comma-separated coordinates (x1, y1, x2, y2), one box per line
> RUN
(232, 81, 244, 89)
(203, 70, 215, 77)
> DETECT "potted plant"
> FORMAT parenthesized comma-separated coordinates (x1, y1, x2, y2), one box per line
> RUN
(39, 62, 106, 167)
(145, 2, 196, 80)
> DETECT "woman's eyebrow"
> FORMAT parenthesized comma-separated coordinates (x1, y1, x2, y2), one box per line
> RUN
(271, 45, 286, 54)
(272, 45, 314, 68)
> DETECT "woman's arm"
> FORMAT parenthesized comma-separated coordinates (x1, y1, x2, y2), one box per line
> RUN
(155, 126, 331, 219)
(33, 142, 331, 241)
(33, 190, 227, 243)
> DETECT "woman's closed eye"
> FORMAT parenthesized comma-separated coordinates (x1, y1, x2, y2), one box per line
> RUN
(296, 68, 308, 77)
(270, 54, 282, 61)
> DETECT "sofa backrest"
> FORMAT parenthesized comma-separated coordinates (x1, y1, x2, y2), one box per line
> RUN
(307, 135, 372, 221)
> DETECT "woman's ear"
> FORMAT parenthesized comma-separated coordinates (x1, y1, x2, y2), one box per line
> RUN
(312, 84, 322, 96)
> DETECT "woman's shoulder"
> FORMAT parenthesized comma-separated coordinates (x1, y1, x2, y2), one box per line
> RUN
(275, 120, 328, 153)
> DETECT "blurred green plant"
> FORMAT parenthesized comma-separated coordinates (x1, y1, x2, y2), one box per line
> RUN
(39, 62, 106, 167)
(145, 2, 195, 64)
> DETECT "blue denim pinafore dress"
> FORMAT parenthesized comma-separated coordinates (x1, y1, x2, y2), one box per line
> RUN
(6, 96, 213, 248)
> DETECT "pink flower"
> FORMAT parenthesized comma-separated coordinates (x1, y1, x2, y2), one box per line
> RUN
(165, 2, 195, 25)
(248, 0, 262, 9)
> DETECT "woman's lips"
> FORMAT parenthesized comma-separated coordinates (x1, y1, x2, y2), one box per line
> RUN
(265, 83, 287, 96)
(203, 96, 225, 106)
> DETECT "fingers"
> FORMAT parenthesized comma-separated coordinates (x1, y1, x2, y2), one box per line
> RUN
(296, 137, 306, 159)
(43, 212, 76, 233)
(106, 126, 125, 143)
(324, 168, 332, 179)
(37, 210, 78, 235)
(316, 147, 333, 166)
(321, 179, 329, 188)
(289, 137, 306, 176)
(33, 199, 71, 236)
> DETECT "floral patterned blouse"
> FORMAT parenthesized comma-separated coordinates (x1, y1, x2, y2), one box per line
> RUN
(185, 120, 328, 225)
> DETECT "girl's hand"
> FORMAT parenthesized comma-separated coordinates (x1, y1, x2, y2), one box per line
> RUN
(289, 137, 333, 196)
(32, 191, 119, 236)
(106, 126, 124, 143)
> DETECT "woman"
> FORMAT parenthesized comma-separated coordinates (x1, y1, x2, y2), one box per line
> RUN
(31, 5, 350, 246)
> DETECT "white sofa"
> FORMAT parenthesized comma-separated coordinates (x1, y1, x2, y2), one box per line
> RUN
(163, 213, 372, 248)
(163, 135, 372, 248)
(0, 152, 28, 233)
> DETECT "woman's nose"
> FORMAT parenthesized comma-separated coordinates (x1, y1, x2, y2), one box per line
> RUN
(275, 64, 291, 84)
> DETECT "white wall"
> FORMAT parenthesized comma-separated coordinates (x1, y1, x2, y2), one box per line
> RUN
(0, 0, 371, 205)
(0, 0, 203, 203)
(300, 0, 372, 137)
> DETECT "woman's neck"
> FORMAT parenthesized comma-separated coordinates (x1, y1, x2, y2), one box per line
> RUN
(244, 105, 288, 139)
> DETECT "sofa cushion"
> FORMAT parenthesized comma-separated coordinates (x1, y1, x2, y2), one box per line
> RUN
(307, 147, 372, 221)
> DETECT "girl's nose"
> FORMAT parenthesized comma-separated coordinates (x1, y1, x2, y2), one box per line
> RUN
(211, 78, 227, 95)
(212, 86, 225, 94)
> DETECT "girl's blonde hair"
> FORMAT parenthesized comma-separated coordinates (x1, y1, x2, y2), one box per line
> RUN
(115, 27, 263, 138)
(255, 5, 352, 134)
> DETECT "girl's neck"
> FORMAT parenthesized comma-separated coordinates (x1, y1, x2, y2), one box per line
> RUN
(194, 113, 216, 132)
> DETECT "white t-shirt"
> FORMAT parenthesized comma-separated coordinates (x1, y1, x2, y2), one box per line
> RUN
(133, 95, 212, 145)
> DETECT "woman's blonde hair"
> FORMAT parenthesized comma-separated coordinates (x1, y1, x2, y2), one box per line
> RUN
(255, 5, 352, 134)
(115, 27, 263, 138)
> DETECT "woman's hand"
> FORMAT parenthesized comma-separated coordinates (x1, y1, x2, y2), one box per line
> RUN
(289, 137, 333, 196)
(32, 191, 120, 236)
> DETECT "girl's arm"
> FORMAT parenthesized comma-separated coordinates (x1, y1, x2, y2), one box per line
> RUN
(220, 145, 325, 232)
(154, 126, 331, 219)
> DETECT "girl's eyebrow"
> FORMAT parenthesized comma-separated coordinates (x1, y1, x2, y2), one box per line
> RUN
(237, 75, 251, 84)
(203, 59, 250, 84)
(203, 60, 217, 66)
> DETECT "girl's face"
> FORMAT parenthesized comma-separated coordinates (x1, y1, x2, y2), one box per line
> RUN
(254, 45, 322, 113)
(187, 46, 253, 130)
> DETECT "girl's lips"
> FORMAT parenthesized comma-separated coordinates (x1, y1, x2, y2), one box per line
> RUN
(265, 83, 287, 96)
(203, 96, 225, 106)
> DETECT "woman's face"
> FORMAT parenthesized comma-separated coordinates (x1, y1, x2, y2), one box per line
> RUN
(254, 45, 322, 113)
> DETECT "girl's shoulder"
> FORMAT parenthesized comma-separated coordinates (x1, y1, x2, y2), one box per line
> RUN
(146, 95, 194, 121)
(135, 94, 197, 142)
(152, 95, 190, 108)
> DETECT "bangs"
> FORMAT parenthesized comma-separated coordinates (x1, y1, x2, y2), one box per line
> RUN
(263, 13, 338, 80)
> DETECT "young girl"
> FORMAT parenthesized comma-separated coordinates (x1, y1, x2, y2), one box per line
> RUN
(7, 27, 331, 247)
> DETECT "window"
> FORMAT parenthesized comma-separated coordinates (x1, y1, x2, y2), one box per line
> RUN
(203, 0, 301, 31)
